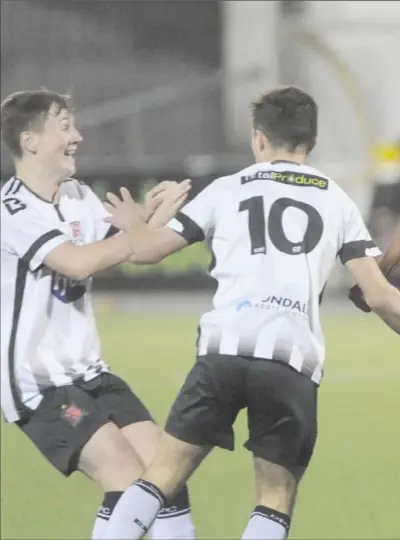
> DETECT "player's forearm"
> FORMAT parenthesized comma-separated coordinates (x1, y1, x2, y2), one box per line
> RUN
(53, 233, 132, 280)
(126, 220, 166, 264)
(128, 215, 165, 264)
(369, 285, 400, 334)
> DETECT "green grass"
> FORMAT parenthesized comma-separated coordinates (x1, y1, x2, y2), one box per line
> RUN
(1, 308, 399, 539)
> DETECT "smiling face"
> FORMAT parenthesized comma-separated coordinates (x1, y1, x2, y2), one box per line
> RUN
(22, 103, 83, 179)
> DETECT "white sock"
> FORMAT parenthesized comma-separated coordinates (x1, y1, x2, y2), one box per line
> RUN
(91, 491, 122, 539)
(102, 480, 165, 540)
(149, 483, 195, 540)
(149, 510, 195, 540)
(242, 505, 290, 540)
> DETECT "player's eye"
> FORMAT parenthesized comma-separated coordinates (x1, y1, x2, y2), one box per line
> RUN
(61, 122, 70, 131)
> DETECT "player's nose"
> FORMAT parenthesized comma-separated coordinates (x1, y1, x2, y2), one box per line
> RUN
(72, 127, 83, 144)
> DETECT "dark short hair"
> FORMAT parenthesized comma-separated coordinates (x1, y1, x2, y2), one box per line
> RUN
(1, 90, 72, 158)
(251, 86, 318, 153)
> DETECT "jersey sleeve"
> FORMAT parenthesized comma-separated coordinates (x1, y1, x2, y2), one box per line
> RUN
(338, 192, 382, 265)
(2, 205, 70, 272)
(167, 182, 217, 245)
(83, 184, 119, 241)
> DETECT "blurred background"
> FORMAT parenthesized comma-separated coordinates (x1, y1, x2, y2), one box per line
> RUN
(1, 3, 400, 540)
(1, 0, 399, 296)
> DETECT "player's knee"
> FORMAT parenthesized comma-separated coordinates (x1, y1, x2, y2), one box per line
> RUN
(121, 420, 161, 469)
(79, 422, 145, 491)
(144, 432, 209, 499)
(254, 457, 297, 514)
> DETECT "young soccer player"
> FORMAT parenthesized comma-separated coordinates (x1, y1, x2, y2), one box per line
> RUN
(101, 86, 400, 540)
(1, 89, 195, 540)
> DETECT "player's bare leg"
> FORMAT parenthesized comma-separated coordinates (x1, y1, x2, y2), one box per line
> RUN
(78, 422, 146, 538)
(102, 431, 212, 540)
(241, 458, 298, 540)
(122, 423, 196, 540)
(79, 422, 145, 490)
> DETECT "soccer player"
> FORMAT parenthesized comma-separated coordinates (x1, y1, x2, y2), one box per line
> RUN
(0, 90, 195, 540)
(349, 223, 400, 311)
(101, 86, 400, 540)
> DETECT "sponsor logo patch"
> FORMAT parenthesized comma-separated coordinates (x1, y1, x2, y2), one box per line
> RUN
(241, 170, 329, 190)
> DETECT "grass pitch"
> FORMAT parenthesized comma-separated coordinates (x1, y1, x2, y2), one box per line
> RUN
(1, 307, 399, 539)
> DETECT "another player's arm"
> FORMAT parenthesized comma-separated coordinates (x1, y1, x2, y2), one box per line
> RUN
(127, 181, 192, 263)
(45, 181, 193, 278)
(123, 221, 188, 264)
(339, 194, 400, 333)
(379, 224, 400, 276)
(346, 257, 400, 333)
(348, 223, 400, 312)
(78, 180, 190, 269)
(104, 182, 216, 264)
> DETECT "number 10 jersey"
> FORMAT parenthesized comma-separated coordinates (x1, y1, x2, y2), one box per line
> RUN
(168, 161, 381, 384)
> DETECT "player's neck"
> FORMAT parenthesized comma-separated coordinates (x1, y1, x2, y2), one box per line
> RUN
(14, 161, 63, 203)
(257, 150, 308, 165)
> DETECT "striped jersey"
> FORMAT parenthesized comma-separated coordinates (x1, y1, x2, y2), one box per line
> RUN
(168, 161, 381, 384)
(1, 177, 113, 422)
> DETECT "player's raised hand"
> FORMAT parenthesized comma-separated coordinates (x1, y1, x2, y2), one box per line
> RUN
(144, 181, 179, 221)
(148, 179, 192, 228)
(104, 187, 144, 231)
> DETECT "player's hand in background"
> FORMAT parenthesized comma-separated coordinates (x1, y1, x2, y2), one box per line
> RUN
(348, 284, 372, 313)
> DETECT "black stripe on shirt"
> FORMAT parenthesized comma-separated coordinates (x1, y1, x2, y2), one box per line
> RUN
(339, 240, 377, 265)
(12, 180, 23, 195)
(21, 230, 64, 267)
(173, 212, 205, 245)
(5, 178, 21, 195)
(8, 260, 30, 418)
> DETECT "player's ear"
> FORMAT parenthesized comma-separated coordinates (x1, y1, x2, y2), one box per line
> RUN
(253, 129, 266, 152)
(20, 131, 38, 155)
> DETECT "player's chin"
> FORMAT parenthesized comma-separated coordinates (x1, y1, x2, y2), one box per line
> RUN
(62, 155, 76, 177)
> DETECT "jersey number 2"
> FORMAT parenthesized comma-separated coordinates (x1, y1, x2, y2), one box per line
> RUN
(239, 196, 323, 255)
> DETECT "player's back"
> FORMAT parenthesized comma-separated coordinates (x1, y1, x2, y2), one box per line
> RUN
(192, 161, 374, 383)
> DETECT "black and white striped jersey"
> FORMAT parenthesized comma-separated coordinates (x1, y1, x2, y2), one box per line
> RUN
(168, 161, 381, 384)
(1, 177, 113, 422)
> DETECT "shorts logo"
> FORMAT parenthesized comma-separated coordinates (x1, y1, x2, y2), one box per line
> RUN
(61, 403, 87, 427)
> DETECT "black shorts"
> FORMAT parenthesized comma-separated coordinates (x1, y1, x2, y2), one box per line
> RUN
(165, 354, 318, 477)
(16, 372, 153, 476)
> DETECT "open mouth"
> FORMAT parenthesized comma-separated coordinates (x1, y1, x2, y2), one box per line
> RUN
(64, 149, 76, 157)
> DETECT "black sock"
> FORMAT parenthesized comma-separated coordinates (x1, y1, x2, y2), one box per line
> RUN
(158, 484, 191, 518)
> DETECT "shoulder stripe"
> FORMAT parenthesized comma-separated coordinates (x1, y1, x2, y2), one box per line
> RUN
(4, 178, 18, 196)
